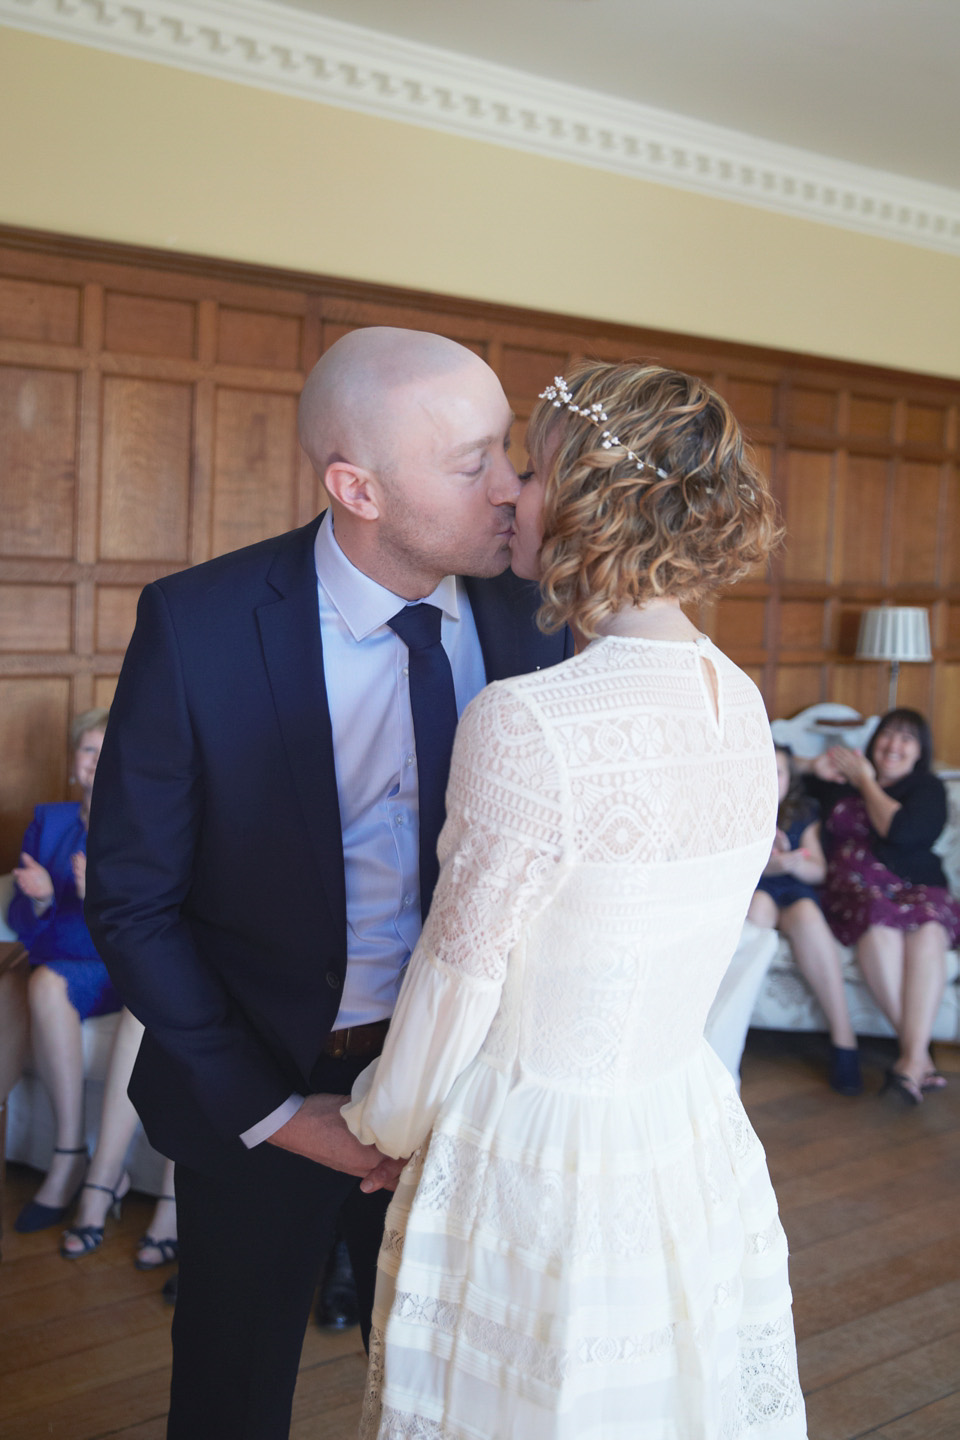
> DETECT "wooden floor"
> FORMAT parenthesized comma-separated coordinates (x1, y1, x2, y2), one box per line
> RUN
(2, 1031, 959, 1439)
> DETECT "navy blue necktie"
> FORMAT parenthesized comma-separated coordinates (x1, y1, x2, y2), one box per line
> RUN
(387, 604, 459, 920)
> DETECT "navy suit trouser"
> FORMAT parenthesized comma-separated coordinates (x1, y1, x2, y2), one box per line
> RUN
(167, 1053, 392, 1440)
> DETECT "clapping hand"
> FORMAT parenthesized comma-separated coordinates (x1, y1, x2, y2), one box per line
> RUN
(12, 853, 54, 907)
(71, 851, 87, 899)
(825, 745, 875, 789)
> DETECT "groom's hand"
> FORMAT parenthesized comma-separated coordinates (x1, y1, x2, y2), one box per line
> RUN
(268, 1092, 381, 1175)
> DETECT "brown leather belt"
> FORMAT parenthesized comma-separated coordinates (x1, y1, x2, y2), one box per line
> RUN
(321, 1019, 390, 1060)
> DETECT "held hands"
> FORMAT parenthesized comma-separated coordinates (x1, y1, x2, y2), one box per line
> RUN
(12, 853, 54, 910)
(267, 1093, 405, 1192)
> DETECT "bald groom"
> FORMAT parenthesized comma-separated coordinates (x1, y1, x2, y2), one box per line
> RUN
(86, 328, 573, 1440)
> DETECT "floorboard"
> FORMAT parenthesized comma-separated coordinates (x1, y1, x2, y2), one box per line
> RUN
(2, 1029, 958, 1438)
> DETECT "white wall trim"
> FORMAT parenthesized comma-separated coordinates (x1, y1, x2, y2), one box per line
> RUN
(4, 0, 960, 257)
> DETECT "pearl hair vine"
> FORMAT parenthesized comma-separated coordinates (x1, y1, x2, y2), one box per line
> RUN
(539, 376, 670, 480)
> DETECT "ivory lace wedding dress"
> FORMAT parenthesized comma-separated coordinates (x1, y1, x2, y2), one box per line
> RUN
(343, 635, 807, 1439)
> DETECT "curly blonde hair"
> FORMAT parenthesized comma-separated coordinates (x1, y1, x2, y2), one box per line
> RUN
(526, 361, 781, 637)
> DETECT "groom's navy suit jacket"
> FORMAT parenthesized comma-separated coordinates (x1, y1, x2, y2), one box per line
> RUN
(86, 516, 571, 1176)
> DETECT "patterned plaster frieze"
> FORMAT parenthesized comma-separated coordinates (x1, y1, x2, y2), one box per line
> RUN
(3, 0, 959, 255)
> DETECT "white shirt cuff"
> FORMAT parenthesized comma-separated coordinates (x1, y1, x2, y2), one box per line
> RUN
(240, 1093, 305, 1148)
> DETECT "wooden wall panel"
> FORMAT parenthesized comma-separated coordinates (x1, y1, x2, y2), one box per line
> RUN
(779, 601, 824, 652)
(104, 291, 197, 359)
(837, 456, 888, 585)
(94, 586, 142, 654)
(774, 666, 824, 718)
(0, 367, 78, 558)
(0, 677, 71, 856)
(217, 307, 302, 370)
(934, 666, 960, 768)
(0, 275, 81, 345)
(0, 585, 72, 652)
(849, 394, 894, 441)
(781, 450, 834, 582)
(944, 470, 960, 588)
(0, 225, 958, 865)
(211, 389, 300, 557)
(99, 378, 193, 562)
(889, 461, 941, 587)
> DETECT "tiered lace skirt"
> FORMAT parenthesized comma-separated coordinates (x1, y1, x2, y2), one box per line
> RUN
(359, 1044, 807, 1439)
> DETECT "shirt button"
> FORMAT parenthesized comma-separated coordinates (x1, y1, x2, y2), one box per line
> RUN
(325, 971, 340, 990)
(395, 813, 406, 826)
(405, 753, 415, 767)
(402, 665, 409, 677)
(403, 893, 414, 908)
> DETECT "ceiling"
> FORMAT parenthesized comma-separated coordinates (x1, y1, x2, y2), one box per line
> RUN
(271, 0, 960, 191)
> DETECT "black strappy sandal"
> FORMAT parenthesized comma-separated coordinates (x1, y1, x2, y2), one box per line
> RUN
(134, 1196, 179, 1270)
(60, 1174, 131, 1258)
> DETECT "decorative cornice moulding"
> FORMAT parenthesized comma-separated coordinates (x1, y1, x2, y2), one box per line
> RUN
(4, 0, 960, 256)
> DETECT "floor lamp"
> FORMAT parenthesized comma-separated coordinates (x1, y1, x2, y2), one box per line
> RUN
(855, 607, 932, 710)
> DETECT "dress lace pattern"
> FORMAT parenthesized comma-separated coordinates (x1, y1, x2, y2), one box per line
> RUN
(345, 637, 806, 1438)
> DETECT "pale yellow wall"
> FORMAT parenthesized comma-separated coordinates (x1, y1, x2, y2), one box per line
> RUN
(3, 25, 959, 379)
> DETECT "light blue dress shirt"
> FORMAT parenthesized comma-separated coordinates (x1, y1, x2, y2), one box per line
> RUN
(241, 510, 488, 1146)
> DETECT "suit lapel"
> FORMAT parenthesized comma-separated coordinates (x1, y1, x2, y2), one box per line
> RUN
(256, 522, 347, 946)
(467, 571, 573, 682)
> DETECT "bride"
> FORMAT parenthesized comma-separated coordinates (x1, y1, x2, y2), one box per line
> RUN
(342, 361, 807, 1438)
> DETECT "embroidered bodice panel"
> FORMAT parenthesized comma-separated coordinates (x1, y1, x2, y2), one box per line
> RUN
(424, 636, 777, 1090)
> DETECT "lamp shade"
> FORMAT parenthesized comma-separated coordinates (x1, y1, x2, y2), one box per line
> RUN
(855, 607, 932, 663)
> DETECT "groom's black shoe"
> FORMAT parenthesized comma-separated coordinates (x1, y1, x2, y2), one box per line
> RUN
(315, 1239, 360, 1330)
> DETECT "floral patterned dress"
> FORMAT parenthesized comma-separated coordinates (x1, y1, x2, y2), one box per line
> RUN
(821, 782, 960, 948)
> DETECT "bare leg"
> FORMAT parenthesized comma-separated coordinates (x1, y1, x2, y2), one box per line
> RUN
(779, 899, 856, 1048)
(136, 1158, 179, 1269)
(62, 1008, 143, 1252)
(898, 922, 948, 1086)
(856, 925, 905, 1031)
(747, 891, 778, 928)
(25, 964, 87, 1207)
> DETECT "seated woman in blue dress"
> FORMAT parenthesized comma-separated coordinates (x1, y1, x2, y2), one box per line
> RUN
(748, 743, 861, 1094)
(11, 708, 178, 1266)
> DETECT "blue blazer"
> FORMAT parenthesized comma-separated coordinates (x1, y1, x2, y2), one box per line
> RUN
(86, 517, 572, 1173)
(10, 803, 98, 963)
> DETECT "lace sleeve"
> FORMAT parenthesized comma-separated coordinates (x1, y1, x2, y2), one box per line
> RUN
(425, 678, 567, 981)
(342, 681, 567, 1157)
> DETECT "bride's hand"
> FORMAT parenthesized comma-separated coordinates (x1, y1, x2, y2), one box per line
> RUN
(360, 1152, 407, 1194)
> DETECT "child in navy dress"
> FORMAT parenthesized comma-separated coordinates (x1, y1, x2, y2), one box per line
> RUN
(748, 744, 861, 1094)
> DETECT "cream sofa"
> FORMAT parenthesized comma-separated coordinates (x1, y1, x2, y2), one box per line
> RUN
(0, 872, 166, 1194)
(746, 777, 960, 1042)
(748, 706, 960, 1043)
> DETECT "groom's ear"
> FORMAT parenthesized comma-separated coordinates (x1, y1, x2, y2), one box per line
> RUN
(324, 461, 381, 520)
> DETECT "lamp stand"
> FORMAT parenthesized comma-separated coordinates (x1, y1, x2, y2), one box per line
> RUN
(887, 660, 900, 711)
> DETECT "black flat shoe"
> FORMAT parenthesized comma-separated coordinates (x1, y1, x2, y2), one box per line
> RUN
(162, 1271, 178, 1306)
(880, 1068, 923, 1106)
(14, 1147, 88, 1234)
(828, 1045, 863, 1096)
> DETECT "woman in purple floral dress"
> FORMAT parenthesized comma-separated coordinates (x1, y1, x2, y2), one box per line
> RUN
(808, 708, 960, 1104)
